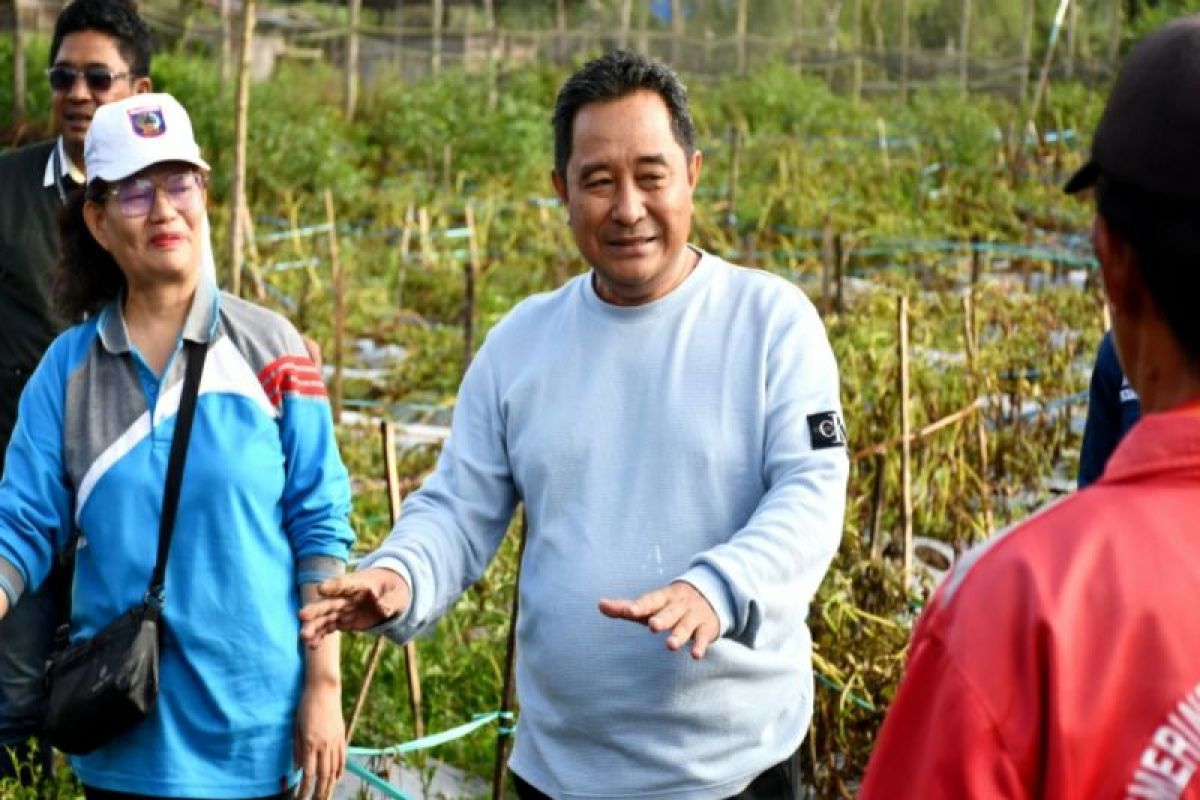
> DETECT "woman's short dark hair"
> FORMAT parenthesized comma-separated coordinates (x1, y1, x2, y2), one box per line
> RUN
(1096, 174, 1200, 368)
(50, 0, 153, 77)
(552, 49, 696, 178)
(53, 182, 126, 321)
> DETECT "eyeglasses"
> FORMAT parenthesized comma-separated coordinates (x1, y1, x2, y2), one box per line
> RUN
(106, 172, 205, 218)
(46, 65, 131, 93)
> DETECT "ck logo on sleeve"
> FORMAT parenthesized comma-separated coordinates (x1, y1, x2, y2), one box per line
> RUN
(808, 411, 848, 449)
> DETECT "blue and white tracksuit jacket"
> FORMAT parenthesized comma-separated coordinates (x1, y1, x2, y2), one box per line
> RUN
(0, 277, 354, 797)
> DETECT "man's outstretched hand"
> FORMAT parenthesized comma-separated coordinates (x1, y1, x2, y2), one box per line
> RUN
(299, 568, 411, 648)
(598, 581, 720, 660)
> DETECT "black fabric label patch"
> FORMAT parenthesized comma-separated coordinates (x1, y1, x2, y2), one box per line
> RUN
(807, 411, 847, 449)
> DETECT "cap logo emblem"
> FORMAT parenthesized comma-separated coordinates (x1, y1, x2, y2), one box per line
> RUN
(128, 107, 167, 138)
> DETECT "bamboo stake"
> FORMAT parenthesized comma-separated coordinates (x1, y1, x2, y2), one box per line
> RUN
(736, 0, 749, 75)
(431, 0, 442, 77)
(899, 0, 910, 101)
(1027, 0, 1073, 138)
(833, 233, 845, 314)
(725, 126, 741, 229)
(490, 510, 528, 800)
(219, 0, 232, 86)
(898, 296, 913, 589)
(636, 0, 649, 55)
(1020, 0, 1036, 102)
(792, 0, 804, 73)
(670, 0, 683, 67)
(228, 0, 256, 298)
(324, 190, 345, 425)
(1107, 0, 1122, 67)
(238, 203, 265, 299)
(962, 293, 993, 537)
(868, 453, 886, 561)
(959, 0, 972, 97)
(344, 0, 361, 119)
(12, 0, 25, 121)
(485, 0, 497, 110)
(555, 0, 567, 64)
(345, 421, 426, 743)
(463, 204, 479, 375)
(852, 398, 982, 462)
(820, 222, 835, 314)
(617, 0, 632, 49)
(851, 0, 863, 104)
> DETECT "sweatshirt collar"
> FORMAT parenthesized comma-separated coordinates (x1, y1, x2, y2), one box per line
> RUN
(97, 276, 220, 355)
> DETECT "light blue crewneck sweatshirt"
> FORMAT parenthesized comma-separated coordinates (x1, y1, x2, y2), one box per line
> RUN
(365, 250, 848, 800)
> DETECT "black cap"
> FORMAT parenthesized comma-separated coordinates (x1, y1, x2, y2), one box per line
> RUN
(1065, 14, 1200, 196)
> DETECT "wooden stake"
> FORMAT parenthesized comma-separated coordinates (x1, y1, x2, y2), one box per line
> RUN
(617, 0, 632, 49)
(833, 233, 845, 314)
(898, 296, 913, 589)
(345, 421, 425, 742)
(228, 0, 256, 298)
(1027, 0, 1073, 137)
(962, 293, 993, 538)
(959, 0, 972, 97)
(1020, 0, 1036, 102)
(736, 0, 749, 75)
(792, 0, 804, 73)
(238, 202, 265, 299)
(344, 0, 361, 119)
(490, 510, 528, 800)
(12, 0, 25, 121)
(670, 0, 683, 67)
(219, 0, 232, 86)
(725, 126, 741, 229)
(485, 0, 498, 110)
(555, 0, 567, 64)
(820, 222, 835, 313)
(463, 205, 479, 375)
(324, 190, 345, 424)
(431, 0, 442, 76)
(868, 453, 886, 561)
(899, 0, 910, 101)
(852, 0, 863, 103)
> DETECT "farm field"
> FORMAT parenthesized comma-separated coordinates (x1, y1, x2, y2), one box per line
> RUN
(2, 25, 1115, 797)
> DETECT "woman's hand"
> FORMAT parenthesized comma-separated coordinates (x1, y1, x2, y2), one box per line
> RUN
(293, 679, 345, 800)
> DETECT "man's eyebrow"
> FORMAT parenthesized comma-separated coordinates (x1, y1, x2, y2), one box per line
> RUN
(577, 153, 671, 181)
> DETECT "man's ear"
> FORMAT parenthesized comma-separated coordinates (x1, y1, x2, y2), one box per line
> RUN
(83, 200, 112, 253)
(687, 148, 702, 190)
(551, 169, 568, 206)
(1095, 213, 1144, 319)
(133, 75, 153, 94)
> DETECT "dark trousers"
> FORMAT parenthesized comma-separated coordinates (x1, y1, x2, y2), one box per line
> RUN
(513, 746, 804, 800)
(84, 789, 293, 800)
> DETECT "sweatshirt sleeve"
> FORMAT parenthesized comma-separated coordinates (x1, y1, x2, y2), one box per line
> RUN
(678, 293, 848, 646)
(858, 626, 1026, 799)
(0, 340, 74, 607)
(359, 343, 518, 643)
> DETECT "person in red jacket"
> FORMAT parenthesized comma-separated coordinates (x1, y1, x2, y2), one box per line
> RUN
(860, 15, 1200, 800)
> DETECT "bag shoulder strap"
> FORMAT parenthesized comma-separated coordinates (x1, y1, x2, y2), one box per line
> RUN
(146, 339, 207, 604)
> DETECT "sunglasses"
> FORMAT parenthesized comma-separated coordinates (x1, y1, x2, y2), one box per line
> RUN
(106, 172, 205, 218)
(46, 65, 131, 93)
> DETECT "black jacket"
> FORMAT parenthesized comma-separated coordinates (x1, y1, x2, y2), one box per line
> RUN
(0, 139, 71, 469)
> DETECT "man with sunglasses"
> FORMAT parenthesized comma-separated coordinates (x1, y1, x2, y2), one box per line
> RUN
(0, 0, 152, 783)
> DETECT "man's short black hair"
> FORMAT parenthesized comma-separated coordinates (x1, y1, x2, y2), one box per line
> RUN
(552, 49, 696, 178)
(50, 0, 154, 77)
(1096, 174, 1200, 369)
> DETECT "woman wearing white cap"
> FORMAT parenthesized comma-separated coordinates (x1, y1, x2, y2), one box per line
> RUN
(0, 92, 353, 798)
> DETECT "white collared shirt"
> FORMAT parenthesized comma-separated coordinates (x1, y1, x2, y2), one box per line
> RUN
(42, 137, 86, 188)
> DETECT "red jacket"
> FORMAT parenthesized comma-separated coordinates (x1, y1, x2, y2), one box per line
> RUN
(860, 406, 1200, 800)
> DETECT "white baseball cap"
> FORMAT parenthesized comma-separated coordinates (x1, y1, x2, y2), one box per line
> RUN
(84, 92, 210, 186)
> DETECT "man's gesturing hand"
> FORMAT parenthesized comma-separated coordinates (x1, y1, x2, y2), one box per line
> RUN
(598, 581, 720, 659)
(298, 568, 411, 648)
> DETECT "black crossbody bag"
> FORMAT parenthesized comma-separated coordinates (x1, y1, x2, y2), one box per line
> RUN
(43, 340, 207, 755)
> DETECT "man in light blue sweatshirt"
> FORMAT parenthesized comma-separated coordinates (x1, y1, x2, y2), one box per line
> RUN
(301, 50, 849, 800)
